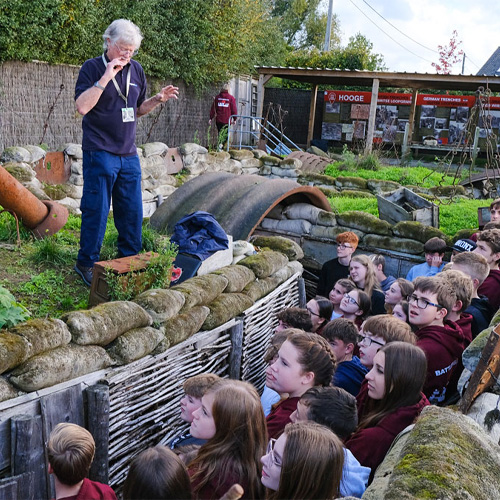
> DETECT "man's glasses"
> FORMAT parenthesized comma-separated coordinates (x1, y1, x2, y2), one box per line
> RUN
(114, 41, 138, 56)
(407, 294, 443, 310)
(343, 293, 359, 307)
(336, 243, 353, 250)
(266, 438, 282, 468)
(358, 334, 385, 347)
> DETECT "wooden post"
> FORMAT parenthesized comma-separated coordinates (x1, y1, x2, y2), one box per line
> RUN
(85, 384, 110, 484)
(471, 126, 480, 170)
(307, 84, 318, 148)
(297, 277, 306, 308)
(11, 414, 46, 500)
(407, 89, 419, 152)
(228, 319, 244, 380)
(365, 78, 379, 154)
(256, 74, 265, 119)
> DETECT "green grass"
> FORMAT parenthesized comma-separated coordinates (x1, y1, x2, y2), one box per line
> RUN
(324, 163, 467, 188)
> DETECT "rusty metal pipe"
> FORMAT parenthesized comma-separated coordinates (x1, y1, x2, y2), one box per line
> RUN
(0, 165, 68, 238)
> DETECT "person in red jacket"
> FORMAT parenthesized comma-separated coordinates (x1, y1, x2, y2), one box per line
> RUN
(474, 229, 500, 313)
(47, 423, 117, 500)
(209, 84, 237, 135)
(408, 276, 467, 405)
(345, 342, 430, 483)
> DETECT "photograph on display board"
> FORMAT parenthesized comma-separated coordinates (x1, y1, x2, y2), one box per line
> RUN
(382, 124, 397, 142)
(375, 105, 398, 130)
(435, 118, 448, 130)
(420, 117, 436, 129)
(453, 107, 469, 123)
(479, 112, 500, 129)
(448, 121, 466, 144)
(398, 120, 408, 132)
(322, 122, 342, 140)
(326, 102, 341, 114)
(420, 105, 436, 118)
(353, 121, 366, 139)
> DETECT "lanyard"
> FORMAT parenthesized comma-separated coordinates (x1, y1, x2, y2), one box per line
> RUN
(102, 53, 131, 107)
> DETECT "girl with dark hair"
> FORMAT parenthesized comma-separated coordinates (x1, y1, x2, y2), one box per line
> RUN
(329, 278, 356, 320)
(123, 446, 192, 500)
(265, 330, 336, 439)
(188, 380, 267, 499)
(349, 255, 386, 315)
(392, 300, 410, 324)
(345, 342, 430, 482)
(306, 296, 333, 335)
(261, 421, 344, 500)
(384, 278, 414, 313)
(339, 289, 371, 328)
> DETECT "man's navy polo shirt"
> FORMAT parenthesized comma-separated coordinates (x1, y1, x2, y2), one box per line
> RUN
(75, 54, 147, 156)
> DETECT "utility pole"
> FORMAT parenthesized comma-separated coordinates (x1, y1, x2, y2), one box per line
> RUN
(323, 0, 334, 52)
(462, 53, 466, 75)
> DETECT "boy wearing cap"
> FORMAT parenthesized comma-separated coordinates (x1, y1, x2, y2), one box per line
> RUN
(406, 237, 447, 281)
(451, 239, 476, 258)
(474, 229, 500, 312)
(317, 231, 359, 296)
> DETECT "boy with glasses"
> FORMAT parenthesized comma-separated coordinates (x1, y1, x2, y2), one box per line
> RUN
(408, 276, 467, 405)
(317, 231, 359, 297)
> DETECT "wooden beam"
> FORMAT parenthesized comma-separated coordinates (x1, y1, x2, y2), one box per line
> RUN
(365, 78, 379, 154)
(407, 89, 419, 147)
(256, 74, 265, 119)
(307, 84, 318, 148)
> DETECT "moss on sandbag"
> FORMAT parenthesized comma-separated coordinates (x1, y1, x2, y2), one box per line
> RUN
(107, 326, 165, 365)
(133, 289, 186, 323)
(160, 305, 210, 347)
(0, 332, 30, 374)
(212, 265, 256, 293)
(238, 250, 289, 279)
(251, 236, 304, 261)
(202, 294, 254, 330)
(243, 267, 294, 302)
(63, 301, 152, 346)
(173, 274, 229, 310)
(0, 377, 23, 403)
(392, 221, 448, 244)
(316, 210, 337, 227)
(10, 345, 113, 392)
(8, 318, 71, 358)
(337, 211, 392, 236)
(363, 234, 424, 255)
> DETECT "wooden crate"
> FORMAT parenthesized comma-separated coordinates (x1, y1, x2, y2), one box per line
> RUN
(377, 187, 439, 227)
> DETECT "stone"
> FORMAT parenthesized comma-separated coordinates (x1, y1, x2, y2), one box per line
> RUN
(261, 155, 281, 166)
(185, 162, 207, 176)
(306, 145, 330, 158)
(228, 149, 254, 161)
(107, 326, 165, 365)
(260, 165, 272, 176)
(240, 158, 262, 169)
(26, 185, 50, 201)
(153, 184, 177, 197)
(4, 163, 36, 182)
(317, 186, 340, 198)
(141, 155, 169, 179)
(253, 149, 268, 159)
(141, 142, 168, 157)
(260, 218, 312, 235)
(271, 167, 299, 178)
(335, 176, 368, 190)
(337, 211, 392, 236)
(212, 265, 256, 293)
(202, 293, 254, 330)
(58, 198, 81, 214)
(232, 240, 255, 256)
(69, 173, 84, 186)
(266, 205, 286, 220)
(210, 151, 231, 162)
(220, 159, 242, 175)
(392, 221, 448, 244)
(363, 234, 424, 255)
(182, 153, 197, 167)
(0, 146, 31, 163)
(23, 145, 46, 163)
(338, 189, 375, 198)
(133, 288, 186, 323)
(462, 326, 492, 374)
(279, 158, 302, 169)
(466, 392, 500, 444)
(429, 185, 466, 197)
(63, 301, 153, 346)
(251, 235, 304, 260)
(365, 405, 500, 500)
(238, 250, 289, 279)
(180, 143, 208, 155)
(44, 183, 82, 200)
(71, 160, 83, 175)
(317, 211, 337, 227)
(0, 332, 30, 375)
(367, 179, 401, 193)
(241, 167, 261, 175)
(63, 143, 83, 158)
(301, 172, 337, 186)
(0, 377, 23, 403)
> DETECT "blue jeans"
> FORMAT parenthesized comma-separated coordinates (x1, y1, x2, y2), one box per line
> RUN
(77, 151, 142, 267)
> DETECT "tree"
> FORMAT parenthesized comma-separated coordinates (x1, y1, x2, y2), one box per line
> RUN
(431, 30, 464, 74)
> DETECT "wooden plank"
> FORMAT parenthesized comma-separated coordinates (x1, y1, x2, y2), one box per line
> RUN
(459, 325, 500, 414)
(0, 478, 17, 500)
(11, 415, 45, 500)
(307, 84, 318, 148)
(228, 320, 245, 380)
(365, 78, 379, 154)
(297, 277, 306, 308)
(85, 385, 110, 485)
(407, 89, 418, 144)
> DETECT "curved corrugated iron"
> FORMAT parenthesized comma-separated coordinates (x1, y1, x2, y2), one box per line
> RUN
(149, 172, 331, 241)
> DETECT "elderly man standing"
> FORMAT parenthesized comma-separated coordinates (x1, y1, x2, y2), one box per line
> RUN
(74, 19, 179, 286)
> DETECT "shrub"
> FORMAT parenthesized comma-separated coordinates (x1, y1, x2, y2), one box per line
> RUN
(0, 285, 30, 329)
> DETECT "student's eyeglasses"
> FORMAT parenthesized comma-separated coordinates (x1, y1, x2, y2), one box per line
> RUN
(114, 41, 138, 56)
(407, 294, 443, 310)
(358, 334, 385, 347)
(337, 243, 353, 250)
(266, 438, 282, 468)
(307, 308, 320, 317)
(343, 293, 360, 307)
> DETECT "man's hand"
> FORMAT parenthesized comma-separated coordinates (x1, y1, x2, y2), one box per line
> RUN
(103, 57, 128, 82)
(154, 85, 179, 103)
(430, 254, 443, 268)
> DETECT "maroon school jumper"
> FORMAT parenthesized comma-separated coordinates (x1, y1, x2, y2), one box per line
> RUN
(266, 396, 300, 439)
(415, 319, 467, 405)
(478, 269, 500, 312)
(189, 465, 250, 500)
(56, 478, 116, 500)
(345, 382, 429, 482)
(209, 90, 237, 126)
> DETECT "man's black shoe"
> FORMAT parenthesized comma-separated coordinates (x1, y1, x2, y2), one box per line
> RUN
(74, 263, 93, 287)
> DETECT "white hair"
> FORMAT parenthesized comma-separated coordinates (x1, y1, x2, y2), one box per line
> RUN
(102, 19, 143, 50)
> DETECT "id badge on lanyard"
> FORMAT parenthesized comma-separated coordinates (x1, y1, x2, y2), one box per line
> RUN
(102, 54, 135, 123)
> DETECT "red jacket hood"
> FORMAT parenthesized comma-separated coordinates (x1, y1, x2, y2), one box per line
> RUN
(416, 319, 467, 359)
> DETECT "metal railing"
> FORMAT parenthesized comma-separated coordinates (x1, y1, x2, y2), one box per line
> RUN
(227, 115, 303, 155)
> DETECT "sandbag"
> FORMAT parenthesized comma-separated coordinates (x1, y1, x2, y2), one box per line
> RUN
(238, 250, 289, 279)
(0, 377, 23, 403)
(284, 203, 323, 224)
(10, 345, 113, 392)
(251, 235, 304, 261)
(0, 332, 30, 375)
(260, 218, 312, 235)
(7, 318, 71, 358)
(173, 274, 228, 310)
(133, 289, 186, 323)
(242, 266, 295, 302)
(161, 306, 210, 347)
(212, 265, 256, 293)
(63, 301, 152, 346)
(107, 326, 165, 365)
(202, 293, 254, 330)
